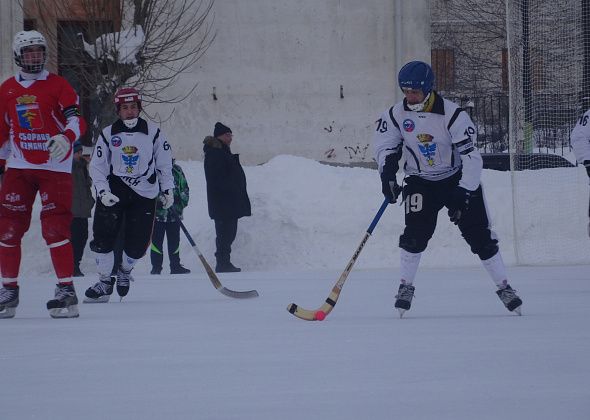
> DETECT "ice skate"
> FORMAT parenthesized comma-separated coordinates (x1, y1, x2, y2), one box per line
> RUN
(116, 267, 134, 300)
(46, 283, 79, 318)
(496, 284, 522, 315)
(83, 275, 115, 303)
(0, 285, 19, 319)
(394, 283, 415, 318)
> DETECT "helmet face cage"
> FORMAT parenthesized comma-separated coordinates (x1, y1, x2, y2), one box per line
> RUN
(13, 30, 47, 73)
(114, 88, 142, 111)
(398, 61, 435, 96)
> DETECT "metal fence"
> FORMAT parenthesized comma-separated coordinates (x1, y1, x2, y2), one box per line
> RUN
(448, 94, 577, 157)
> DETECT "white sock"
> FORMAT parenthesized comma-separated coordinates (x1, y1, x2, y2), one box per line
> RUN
(400, 249, 422, 284)
(120, 251, 137, 273)
(481, 252, 508, 288)
(95, 251, 114, 276)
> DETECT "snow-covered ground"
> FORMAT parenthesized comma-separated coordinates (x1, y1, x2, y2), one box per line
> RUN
(2, 155, 589, 419)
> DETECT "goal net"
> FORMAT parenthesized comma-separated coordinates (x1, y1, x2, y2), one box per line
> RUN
(505, 0, 589, 264)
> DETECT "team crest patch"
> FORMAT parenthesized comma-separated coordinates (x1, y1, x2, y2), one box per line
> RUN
(416, 133, 437, 166)
(16, 95, 44, 130)
(111, 136, 122, 147)
(121, 145, 139, 173)
(403, 119, 415, 132)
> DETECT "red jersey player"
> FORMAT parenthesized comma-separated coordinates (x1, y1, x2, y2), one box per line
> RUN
(0, 30, 87, 318)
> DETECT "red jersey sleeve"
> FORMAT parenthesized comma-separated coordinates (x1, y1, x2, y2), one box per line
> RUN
(56, 76, 87, 142)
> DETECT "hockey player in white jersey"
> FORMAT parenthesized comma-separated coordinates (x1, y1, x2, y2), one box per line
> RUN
(84, 87, 174, 302)
(569, 108, 590, 236)
(374, 61, 522, 317)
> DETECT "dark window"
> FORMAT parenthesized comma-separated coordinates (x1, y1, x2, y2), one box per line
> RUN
(24, 19, 37, 30)
(57, 20, 114, 143)
(431, 49, 455, 91)
(502, 49, 509, 91)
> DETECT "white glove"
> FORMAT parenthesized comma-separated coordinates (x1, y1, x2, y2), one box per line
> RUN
(47, 134, 70, 161)
(160, 189, 174, 210)
(99, 190, 120, 207)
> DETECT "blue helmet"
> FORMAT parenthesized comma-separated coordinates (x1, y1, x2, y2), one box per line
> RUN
(398, 61, 435, 96)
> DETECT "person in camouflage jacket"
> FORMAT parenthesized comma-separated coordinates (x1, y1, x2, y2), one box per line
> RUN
(150, 160, 190, 274)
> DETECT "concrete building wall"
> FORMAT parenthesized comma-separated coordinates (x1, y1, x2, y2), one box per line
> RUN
(0, 3, 23, 81)
(1, 1, 431, 165)
(151, 0, 431, 164)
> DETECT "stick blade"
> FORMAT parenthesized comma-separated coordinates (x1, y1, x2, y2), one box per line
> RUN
(219, 287, 259, 299)
(287, 303, 333, 321)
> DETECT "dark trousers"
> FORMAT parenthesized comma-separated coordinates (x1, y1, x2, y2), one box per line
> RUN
(89, 177, 156, 263)
(71, 217, 88, 267)
(214, 218, 238, 263)
(150, 220, 181, 269)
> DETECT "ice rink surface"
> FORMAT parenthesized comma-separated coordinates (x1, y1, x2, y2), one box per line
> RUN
(2, 264, 589, 420)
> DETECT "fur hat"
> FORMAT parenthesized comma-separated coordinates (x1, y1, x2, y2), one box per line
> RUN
(214, 122, 232, 138)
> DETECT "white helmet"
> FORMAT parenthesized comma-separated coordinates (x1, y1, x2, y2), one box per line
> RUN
(13, 30, 47, 73)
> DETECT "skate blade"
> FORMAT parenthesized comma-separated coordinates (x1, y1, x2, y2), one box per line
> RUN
(0, 307, 16, 318)
(49, 305, 80, 318)
(513, 306, 522, 316)
(397, 308, 407, 318)
(83, 295, 110, 303)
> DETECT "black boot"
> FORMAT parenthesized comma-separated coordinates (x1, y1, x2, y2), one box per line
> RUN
(170, 265, 191, 274)
(215, 261, 241, 273)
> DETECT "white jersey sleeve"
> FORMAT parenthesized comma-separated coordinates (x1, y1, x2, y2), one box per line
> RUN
(153, 129, 174, 193)
(571, 109, 590, 164)
(446, 103, 482, 191)
(373, 106, 403, 173)
(89, 127, 112, 195)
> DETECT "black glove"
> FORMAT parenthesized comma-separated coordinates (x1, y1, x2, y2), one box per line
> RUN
(380, 152, 402, 203)
(584, 160, 590, 178)
(447, 186, 471, 225)
(381, 177, 402, 203)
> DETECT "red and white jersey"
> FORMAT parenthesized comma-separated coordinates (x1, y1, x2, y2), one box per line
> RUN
(0, 70, 87, 173)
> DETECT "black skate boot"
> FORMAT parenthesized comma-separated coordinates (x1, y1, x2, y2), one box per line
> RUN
(46, 283, 79, 318)
(84, 275, 115, 303)
(496, 284, 522, 315)
(170, 265, 191, 275)
(116, 268, 134, 299)
(394, 283, 415, 318)
(0, 285, 19, 319)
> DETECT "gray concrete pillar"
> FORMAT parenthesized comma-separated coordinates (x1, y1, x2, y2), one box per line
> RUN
(0, 3, 23, 80)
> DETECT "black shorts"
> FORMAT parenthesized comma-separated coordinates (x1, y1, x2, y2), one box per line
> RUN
(90, 177, 157, 259)
(399, 172, 498, 259)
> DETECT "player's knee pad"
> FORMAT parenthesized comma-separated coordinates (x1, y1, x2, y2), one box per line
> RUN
(399, 232, 428, 254)
(475, 241, 499, 260)
(462, 228, 499, 260)
(89, 238, 113, 254)
(41, 215, 71, 245)
(0, 218, 27, 247)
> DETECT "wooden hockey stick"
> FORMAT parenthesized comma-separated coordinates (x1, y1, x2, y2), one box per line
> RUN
(286, 199, 389, 320)
(178, 220, 259, 299)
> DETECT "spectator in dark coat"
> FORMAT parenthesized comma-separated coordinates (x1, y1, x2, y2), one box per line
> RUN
(71, 141, 95, 277)
(203, 122, 251, 273)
